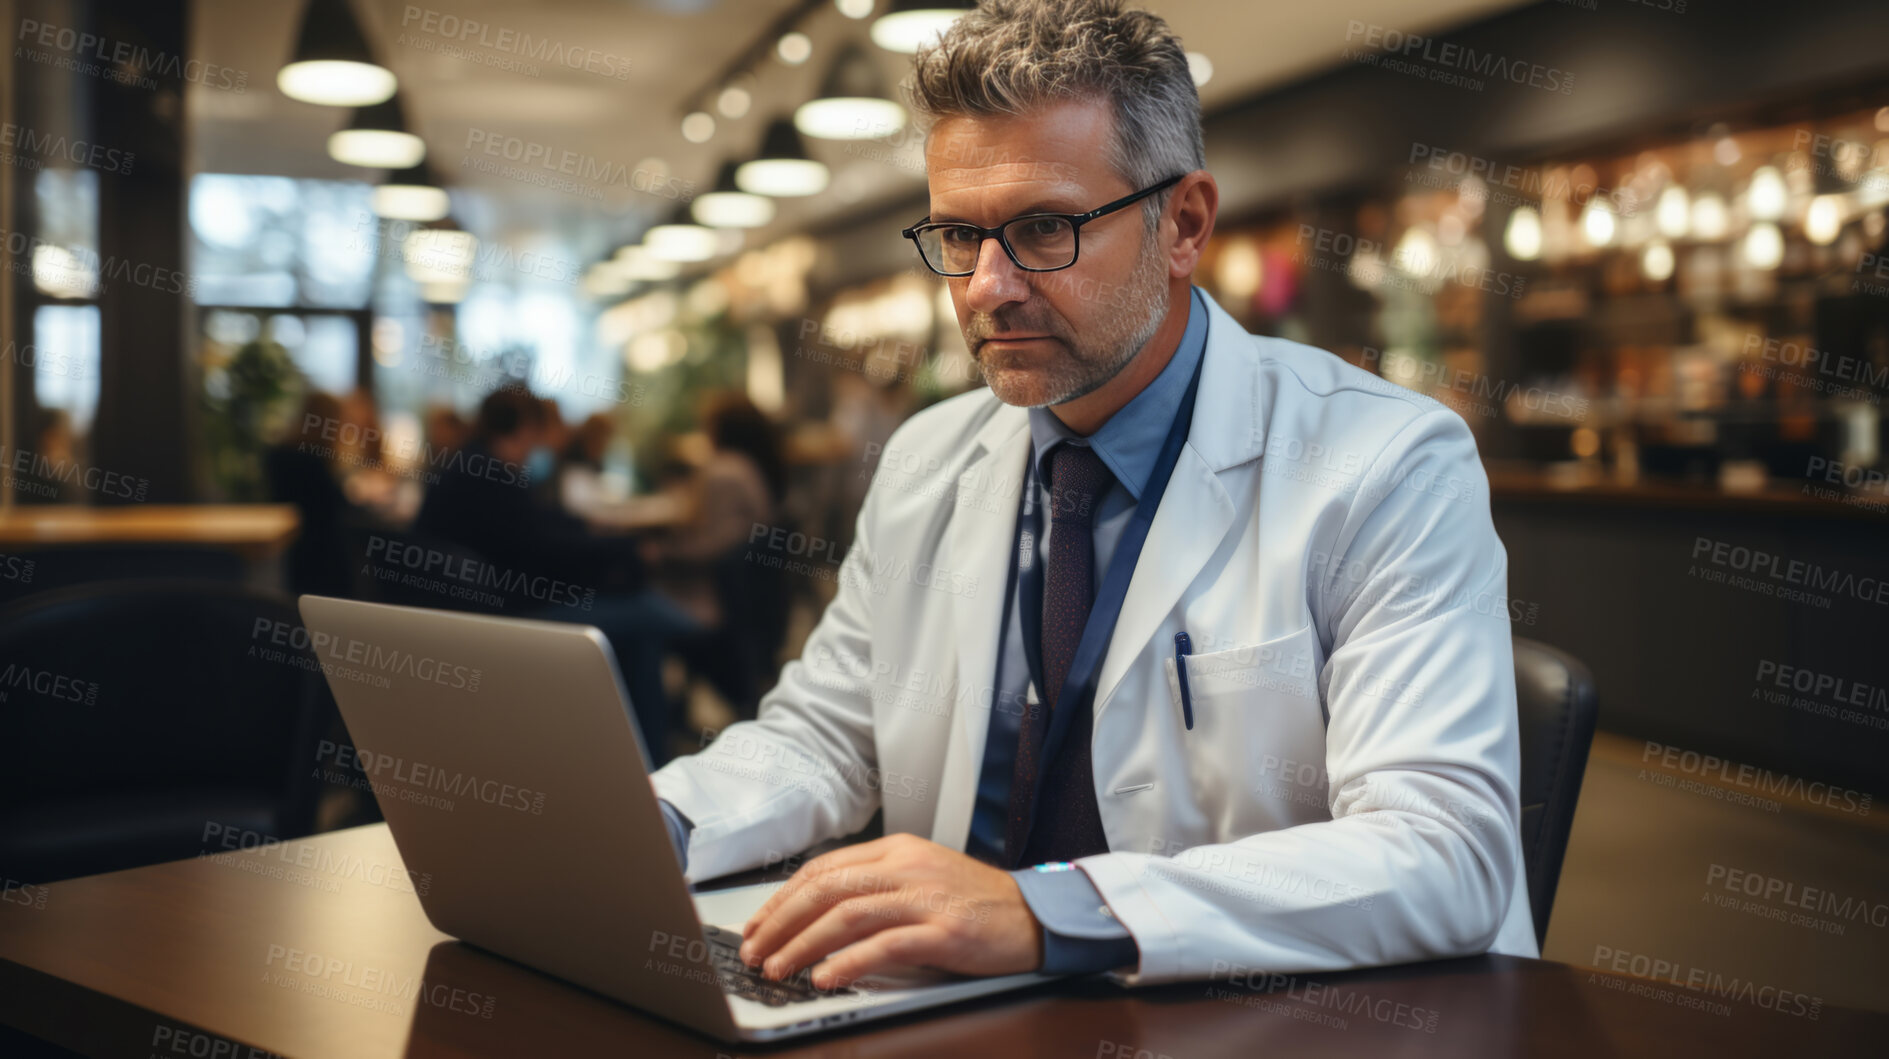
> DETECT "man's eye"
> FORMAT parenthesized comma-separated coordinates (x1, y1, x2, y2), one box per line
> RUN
(1022, 218, 1062, 238)
(940, 227, 979, 245)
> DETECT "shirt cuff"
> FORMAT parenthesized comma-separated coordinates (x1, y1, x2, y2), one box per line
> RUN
(1010, 862, 1139, 975)
(658, 798, 694, 874)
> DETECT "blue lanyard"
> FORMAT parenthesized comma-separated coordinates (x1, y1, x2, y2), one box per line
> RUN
(1013, 339, 1207, 819)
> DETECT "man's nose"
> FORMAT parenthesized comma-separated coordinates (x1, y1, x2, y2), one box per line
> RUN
(963, 236, 1029, 315)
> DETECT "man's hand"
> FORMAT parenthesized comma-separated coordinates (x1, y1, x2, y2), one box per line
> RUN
(738, 834, 1044, 989)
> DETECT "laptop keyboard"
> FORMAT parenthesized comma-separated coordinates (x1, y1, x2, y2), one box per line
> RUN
(706, 933, 858, 1007)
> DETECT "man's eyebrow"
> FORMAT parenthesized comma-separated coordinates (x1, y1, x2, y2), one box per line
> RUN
(927, 200, 1083, 225)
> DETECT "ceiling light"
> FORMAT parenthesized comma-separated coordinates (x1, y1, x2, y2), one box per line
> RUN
(329, 96, 425, 168)
(836, 0, 875, 18)
(1742, 222, 1783, 269)
(717, 85, 752, 119)
(612, 245, 682, 281)
(1580, 199, 1616, 246)
(372, 160, 449, 221)
(693, 161, 777, 228)
(777, 32, 812, 65)
(1655, 185, 1690, 238)
(736, 119, 830, 196)
(871, 1, 971, 53)
(1641, 241, 1675, 281)
(277, 0, 397, 106)
(1746, 165, 1787, 221)
(794, 44, 907, 141)
(1691, 193, 1729, 240)
(1805, 195, 1842, 245)
(403, 227, 477, 284)
(1187, 51, 1213, 88)
(1504, 207, 1542, 261)
(644, 207, 720, 262)
(682, 111, 716, 143)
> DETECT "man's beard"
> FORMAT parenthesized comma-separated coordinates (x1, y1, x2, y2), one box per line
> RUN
(965, 233, 1170, 409)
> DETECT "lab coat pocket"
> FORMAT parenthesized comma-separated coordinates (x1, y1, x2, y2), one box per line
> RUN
(1167, 624, 1329, 824)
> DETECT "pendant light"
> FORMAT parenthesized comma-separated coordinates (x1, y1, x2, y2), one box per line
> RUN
(794, 44, 906, 141)
(643, 205, 721, 263)
(329, 95, 426, 169)
(735, 119, 829, 197)
(692, 161, 777, 228)
(373, 160, 450, 222)
(870, 0, 972, 54)
(278, 0, 397, 106)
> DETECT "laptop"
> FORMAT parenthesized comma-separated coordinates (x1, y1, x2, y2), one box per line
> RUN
(296, 595, 1059, 1042)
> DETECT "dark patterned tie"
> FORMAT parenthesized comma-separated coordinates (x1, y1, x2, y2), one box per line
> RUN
(1006, 442, 1114, 866)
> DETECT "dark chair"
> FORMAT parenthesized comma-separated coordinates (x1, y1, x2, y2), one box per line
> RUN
(1512, 636, 1599, 948)
(0, 579, 342, 883)
(0, 545, 244, 608)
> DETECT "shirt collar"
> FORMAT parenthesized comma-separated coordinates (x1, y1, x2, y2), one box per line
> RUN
(1027, 285, 1209, 500)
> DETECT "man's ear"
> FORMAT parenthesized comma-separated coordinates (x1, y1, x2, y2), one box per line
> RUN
(1166, 171, 1218, 278)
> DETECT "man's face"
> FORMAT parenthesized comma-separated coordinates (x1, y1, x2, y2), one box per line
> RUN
(924, 98, 1173, 408)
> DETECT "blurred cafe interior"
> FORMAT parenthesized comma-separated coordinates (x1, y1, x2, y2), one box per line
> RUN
(1, 0, 1887, 1043)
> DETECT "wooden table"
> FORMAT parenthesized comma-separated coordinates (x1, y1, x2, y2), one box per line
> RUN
(0, 824, 1878, 1058)
(0, 504, 300, 560)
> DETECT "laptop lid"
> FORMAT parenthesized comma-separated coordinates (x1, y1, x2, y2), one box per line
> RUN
(295, 595, 740, 1040)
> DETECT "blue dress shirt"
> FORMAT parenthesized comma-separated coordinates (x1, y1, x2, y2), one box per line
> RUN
(659, 286, 1209, 976)
(970, 285, 1208, 974)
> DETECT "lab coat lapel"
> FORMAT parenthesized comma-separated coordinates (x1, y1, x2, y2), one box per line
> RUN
(929, 407, 1030, 850)
(1094, 292, 1259, 718)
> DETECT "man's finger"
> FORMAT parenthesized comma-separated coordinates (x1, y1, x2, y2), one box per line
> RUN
(760, 893, 918, 980)
(741, 861, 895, 965)
(743, 840, 889, 938)
(809, 924, 946, 991)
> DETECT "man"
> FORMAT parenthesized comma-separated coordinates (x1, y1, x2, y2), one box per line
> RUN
(652, 0, 1538, 990)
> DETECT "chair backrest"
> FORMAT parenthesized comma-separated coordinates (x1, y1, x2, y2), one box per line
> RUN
(0, 578, 337, 826)
(1512, 636, 1599, 948)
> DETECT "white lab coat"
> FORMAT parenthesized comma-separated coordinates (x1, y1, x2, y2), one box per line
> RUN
(652, 288, 1540, 984)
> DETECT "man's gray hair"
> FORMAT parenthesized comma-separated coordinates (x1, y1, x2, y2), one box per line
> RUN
(905, 0, 1205, 231)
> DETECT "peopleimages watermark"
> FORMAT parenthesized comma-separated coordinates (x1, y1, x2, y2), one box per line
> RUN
(1752, 658, 1889, 732)
(318, 740, 546, 815)
(1406, 142, 1636, 215)
(696, 727, 932, 805)
(1, 878, 48, 910)
(1, 226, 197, 298)
(1590, 945, 1821, 1020)
(1688, 536, 1889, 609)
(149, 1025, 283, 1059)
(1356, 347, 1590, 423)
(364, 533, 595, 612)
(1740, 333, 1887, 403)
(1800, 456, 1889, 514)
(15, 18, 249, 93)
(860, 441, 1019, 516)
(351, 212, 583, 286)
(3, 338, 91, 379)
(0, 551, 36, 585)
(1294, 224, 1526, 299)
(298, 410, 534, 490)
(0, 660, 100, 705)
(414, 335, 646, 406)
(251, 618, 483, 692)
(460, 129, 694, 203)
(1342, 21, 1574, 95)
(1205, 963, 1440, 1032)
(0, 120, 133, 174)
(1703, 863, 1885, 935)
(1639, 740, 1872, 816)
(397, 5, 631, 80)
(0, 441, 150, 502)
(263, 944, 496, 1019)
(199, 821, 432, 898)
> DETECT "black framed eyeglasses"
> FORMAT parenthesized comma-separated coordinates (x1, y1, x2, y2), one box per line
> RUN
(901, 173, 1185, 276)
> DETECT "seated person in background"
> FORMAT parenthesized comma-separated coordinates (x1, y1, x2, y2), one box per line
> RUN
(415, 386, 693, 763)
(265, 391, 370, 598)
(643, 391, 784, 628)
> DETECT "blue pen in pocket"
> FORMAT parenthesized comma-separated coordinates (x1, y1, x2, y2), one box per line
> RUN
(1174, 630, 1194, 730)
